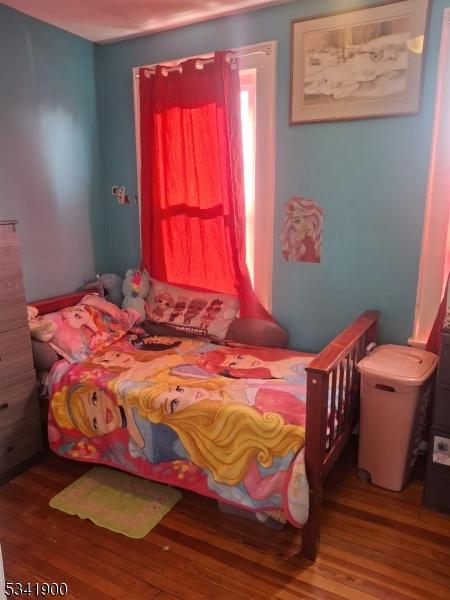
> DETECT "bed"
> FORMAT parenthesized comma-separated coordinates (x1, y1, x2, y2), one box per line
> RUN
(32, 291, 379, 562)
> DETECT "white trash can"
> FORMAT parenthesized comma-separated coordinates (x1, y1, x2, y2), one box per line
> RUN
(357, 345, 438, 491)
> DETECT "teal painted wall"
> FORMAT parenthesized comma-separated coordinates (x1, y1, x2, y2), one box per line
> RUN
(96, 0, 449, 351)
(3, 1, 447, 351)
(0, 5, 106, 301)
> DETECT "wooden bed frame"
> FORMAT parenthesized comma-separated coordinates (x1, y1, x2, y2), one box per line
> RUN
(32, 291, 380, 562)
(303, 310, 379, 560)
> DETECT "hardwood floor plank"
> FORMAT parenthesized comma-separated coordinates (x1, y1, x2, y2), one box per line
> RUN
(324, 485, 450, 536)
(0, 496, 210, 600)
(322, 507, 450, 563)
(1, 448, 449, 600)
(323, 499, 450, 550)
(317, 547, 449, 600)
(1, 540, 114, 600)
(0, 521, 160, 600)
(322, 517, 450, 581)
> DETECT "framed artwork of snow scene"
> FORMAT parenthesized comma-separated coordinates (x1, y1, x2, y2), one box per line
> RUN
(290, 0, 430, 124)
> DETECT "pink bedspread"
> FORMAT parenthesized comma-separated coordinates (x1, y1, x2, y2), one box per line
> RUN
(48, 334, 312, 526)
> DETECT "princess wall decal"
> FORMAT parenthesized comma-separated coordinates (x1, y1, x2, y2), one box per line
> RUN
(281, 197, 323, 263)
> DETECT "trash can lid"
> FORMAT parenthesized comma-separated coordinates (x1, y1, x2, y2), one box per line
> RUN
(357, 344, 438, 385)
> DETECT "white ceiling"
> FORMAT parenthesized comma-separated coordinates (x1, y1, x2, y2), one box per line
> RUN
(3, 0, 293, 44)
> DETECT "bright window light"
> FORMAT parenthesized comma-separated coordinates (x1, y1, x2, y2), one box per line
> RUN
(240, 70, 257, 286)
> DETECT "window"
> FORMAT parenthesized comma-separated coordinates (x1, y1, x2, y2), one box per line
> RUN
(133, 41, 277, 311)
(410, 10, 450, 347)
(240, 70, 256, 286)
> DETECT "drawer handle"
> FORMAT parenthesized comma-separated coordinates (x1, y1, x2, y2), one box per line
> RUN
(0, 402, 9, 411)
(3, 445, 14, 455)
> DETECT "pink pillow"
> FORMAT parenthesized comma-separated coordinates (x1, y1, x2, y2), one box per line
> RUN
(145, 278, 239, 338)
(36, 295, 140, 363)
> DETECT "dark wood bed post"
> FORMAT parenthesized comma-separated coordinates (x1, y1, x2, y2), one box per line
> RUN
(301, 368, 329, 561)
(301, 311, 380, 561)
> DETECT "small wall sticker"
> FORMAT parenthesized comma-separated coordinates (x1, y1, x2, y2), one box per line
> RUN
(281, 197, 323, 263)
(112, 185, 130, 204)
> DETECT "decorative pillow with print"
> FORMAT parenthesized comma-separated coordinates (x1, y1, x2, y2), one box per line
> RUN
(33, 295, 140, 363)
(145, 279, 239, 338)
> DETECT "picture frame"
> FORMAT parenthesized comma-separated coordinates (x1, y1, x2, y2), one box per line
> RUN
(290, 0, 430, 124)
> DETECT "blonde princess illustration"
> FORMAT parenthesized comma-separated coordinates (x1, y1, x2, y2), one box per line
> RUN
(131, 369, 307, 425)
(112, 366, 250, 408)
(52, 383, 144, 447)
(51, 378, 308, 522)
(281, 197, 323, 263)
(123, 383, 305, 487)
(51, 382, 181, 464)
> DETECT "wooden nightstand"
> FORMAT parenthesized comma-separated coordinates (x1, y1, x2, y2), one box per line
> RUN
(423, 330, 450, 512)
(0, 221, 43, 483)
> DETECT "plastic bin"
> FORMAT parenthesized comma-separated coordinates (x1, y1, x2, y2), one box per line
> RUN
(357, 345, 438, 491)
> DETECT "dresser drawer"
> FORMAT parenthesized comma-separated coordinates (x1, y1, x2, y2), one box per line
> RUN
(0, 371, 38, 428)
(0, 224, 27, 332)
(0, 413, 43, 475)
(0, 326, 34, 381)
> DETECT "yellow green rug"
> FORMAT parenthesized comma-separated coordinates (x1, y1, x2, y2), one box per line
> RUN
(49, 467, 182, 538)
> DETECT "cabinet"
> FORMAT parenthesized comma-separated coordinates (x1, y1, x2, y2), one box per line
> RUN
(0, 221, 42, 482)
(423, 331, 450, 512)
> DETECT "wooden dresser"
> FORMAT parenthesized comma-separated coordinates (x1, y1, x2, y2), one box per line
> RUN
(0, 220, 42, 483)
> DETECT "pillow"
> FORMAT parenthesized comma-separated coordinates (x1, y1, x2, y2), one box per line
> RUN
(34, 295, 140, 363)
(226, 317, 289, 348)
(145, 278, 239, 339)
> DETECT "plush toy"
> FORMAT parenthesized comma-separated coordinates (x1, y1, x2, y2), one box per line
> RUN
(83, 273, 124, 307)
(27, 306, 56, 342)
(121, 268, 150, 323)
(98, 273, 124, 307)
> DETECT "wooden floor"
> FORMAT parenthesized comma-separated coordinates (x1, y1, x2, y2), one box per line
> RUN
(1, 443, 450, 600)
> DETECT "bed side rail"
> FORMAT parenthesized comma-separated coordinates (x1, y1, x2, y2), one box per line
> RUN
(30, 291, 95, 315)
(300, 310, 380, 561)
(305, 310, 380, 478)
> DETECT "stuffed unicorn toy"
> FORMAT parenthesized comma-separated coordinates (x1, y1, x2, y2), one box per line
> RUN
(121, 268, 150, 323)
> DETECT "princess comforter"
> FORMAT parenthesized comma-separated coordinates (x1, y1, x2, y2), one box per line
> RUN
(48, 334, 313, 526)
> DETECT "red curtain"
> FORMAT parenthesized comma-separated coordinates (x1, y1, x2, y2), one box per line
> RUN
(139, 51, 270, 320)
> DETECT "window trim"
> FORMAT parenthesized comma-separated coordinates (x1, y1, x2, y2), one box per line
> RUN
(132, 41, 277, 312)
(410, 9, 450, 348)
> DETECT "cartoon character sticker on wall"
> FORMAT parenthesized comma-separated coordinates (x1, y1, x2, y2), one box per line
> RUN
(281, 197, 323, 263)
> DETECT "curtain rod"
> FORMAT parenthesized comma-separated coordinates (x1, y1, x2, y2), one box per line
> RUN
(134, 47, 271, 78)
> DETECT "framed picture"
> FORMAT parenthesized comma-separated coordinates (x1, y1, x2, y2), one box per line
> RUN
(290, 0, 430, 124)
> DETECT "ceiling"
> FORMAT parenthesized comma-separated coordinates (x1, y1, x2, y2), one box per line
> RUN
(3, 0, 293, 44)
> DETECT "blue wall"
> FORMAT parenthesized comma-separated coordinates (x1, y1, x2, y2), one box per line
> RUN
(3, 1, 448, 350)
(0, 5, 105, 301)
(95, 0, 450, 351)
